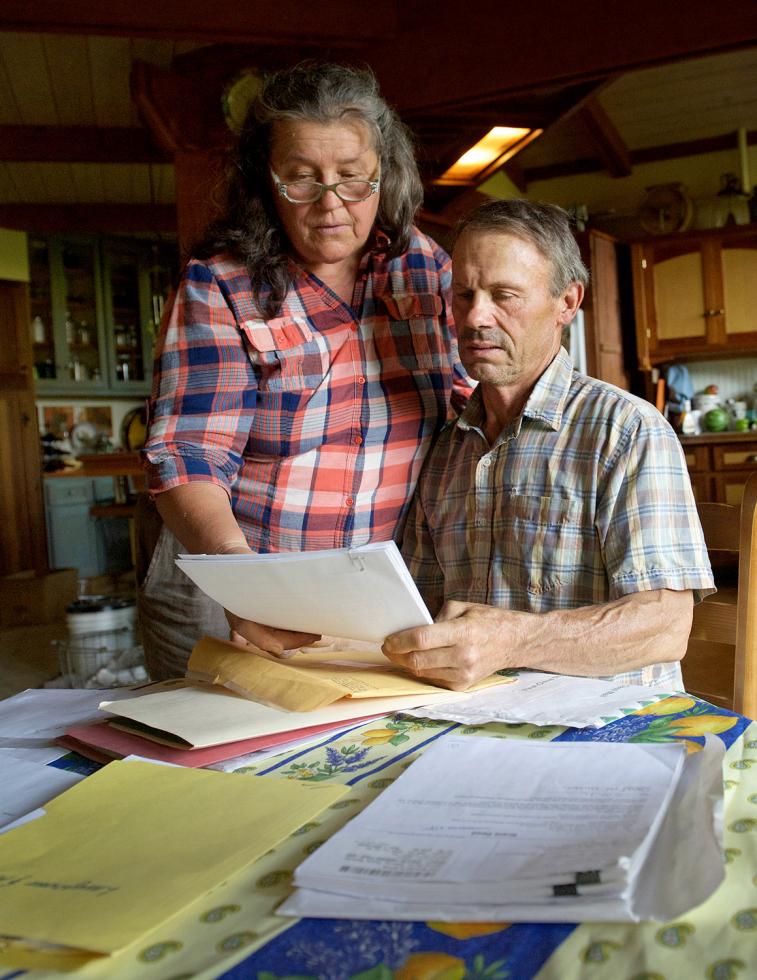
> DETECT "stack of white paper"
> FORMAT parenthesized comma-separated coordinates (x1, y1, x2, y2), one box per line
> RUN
(402, 671, 676, 729)
(175, 541, 432, 643)
(279, 736, 725, 923)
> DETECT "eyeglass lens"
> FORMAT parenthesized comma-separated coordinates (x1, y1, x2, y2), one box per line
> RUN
(285, 180, 375, 203)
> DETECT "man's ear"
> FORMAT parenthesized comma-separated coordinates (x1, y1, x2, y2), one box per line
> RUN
(557, 282, 584, 326)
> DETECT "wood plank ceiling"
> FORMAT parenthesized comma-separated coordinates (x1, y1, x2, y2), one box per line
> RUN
(1, 1, 757, 232)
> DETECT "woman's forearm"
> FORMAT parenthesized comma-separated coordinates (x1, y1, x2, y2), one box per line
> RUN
(154, 483, 251, 555)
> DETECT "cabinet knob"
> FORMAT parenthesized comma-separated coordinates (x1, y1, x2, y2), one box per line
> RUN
(703, 309, 725, 317)
(747, 455, 757, 464)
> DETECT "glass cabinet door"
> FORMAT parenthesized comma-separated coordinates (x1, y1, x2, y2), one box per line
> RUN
(58, 239, 106, 385)
(28, 237, 57, 381)
(105, 245, 145, 387)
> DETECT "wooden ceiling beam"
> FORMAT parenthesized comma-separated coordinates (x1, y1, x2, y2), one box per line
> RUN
(523, 128, 757, 184)
(0, 125, 168, 164)
(0, 1, 396, 44)
(0, 204, 176, 234)
(576, 97, 632, 177)
(372, 1, 757, 114)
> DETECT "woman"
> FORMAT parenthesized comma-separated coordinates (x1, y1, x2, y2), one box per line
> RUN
(139, 62, 470, 679)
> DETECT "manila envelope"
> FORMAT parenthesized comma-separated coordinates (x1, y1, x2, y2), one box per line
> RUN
(0, 759, 346, 969)
(186, 635, 512, 712)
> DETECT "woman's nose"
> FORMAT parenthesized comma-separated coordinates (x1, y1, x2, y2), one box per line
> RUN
(318, 187, 343, 209)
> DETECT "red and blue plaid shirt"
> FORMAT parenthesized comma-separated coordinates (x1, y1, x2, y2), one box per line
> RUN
(143, 229, 471, 552)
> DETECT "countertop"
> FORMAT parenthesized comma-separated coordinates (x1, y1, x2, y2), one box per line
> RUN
(43, 452, 144, 480)
(678, 431, 757, 444)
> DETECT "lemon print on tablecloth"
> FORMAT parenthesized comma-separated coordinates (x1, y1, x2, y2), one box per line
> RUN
(255, 869, 293, 888)
(706, 959, 747, 980)
(655, 922, 695, 947)
(215, 931, 257, 953)
(199, 904, 241, 923)
(731, 908, 757, 931)
(580, 939, 622, 963)
(636, 695, 697, 714)
(395, 950, 467, 980)
(426, 921, 510, 940)
(138, 940, 182, 962)
(728, 818, 757, 833)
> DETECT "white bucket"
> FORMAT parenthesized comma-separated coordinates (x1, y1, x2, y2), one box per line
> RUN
(66, 596, 137, 652)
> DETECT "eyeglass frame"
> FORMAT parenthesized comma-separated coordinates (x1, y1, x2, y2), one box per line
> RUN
(270, 168, 380, 205)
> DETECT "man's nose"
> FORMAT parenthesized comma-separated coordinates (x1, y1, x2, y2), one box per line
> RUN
(463, 295, 495, 326)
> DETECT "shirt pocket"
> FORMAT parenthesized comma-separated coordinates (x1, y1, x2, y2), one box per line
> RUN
(240, 316, 332, 392)
(504, 493, 588, 597)
(375, 293, 447, 374)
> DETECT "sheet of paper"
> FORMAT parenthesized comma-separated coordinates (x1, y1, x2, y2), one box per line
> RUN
(291, 737, 684, 904)
(0, 759, 346, 966)
(176, 540, 433, 643)
(0, 687, 138, 746)
(99, 683, 460, 748)
(186, 636, 510, 712)
(0, 748, 84, 830)
(59, 707, 386, 767)
(281, 736, 725, 924)
(402, 670, 676, 728)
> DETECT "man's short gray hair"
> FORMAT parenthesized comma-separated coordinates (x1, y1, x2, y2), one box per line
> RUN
(454, 199, 589, 296)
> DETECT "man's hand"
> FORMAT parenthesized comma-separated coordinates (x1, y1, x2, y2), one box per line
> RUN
(226, 610, 321, 657)
(382, 601, 518, 690)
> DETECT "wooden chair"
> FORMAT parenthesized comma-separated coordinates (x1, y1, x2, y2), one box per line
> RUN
(682, 471, 757, 719)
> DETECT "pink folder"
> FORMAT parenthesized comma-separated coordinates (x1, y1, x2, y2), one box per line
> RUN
(58, 714, 381, 768)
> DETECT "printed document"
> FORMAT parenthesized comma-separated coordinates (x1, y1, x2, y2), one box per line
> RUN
(280, 735, 725, 922)
(403, 670, 675, 729)
(175, 541, 432, 642)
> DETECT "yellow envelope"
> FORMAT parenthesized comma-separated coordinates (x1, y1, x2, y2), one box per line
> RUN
(187, 636, 512, 711)
(0, 759, 346, 968)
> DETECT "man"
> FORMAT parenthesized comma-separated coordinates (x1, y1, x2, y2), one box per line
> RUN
(382, 199, 714, 691)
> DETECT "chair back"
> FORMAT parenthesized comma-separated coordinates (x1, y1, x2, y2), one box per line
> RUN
(683, 472, 757, 719)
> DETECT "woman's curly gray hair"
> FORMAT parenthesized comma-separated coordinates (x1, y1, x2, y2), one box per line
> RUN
(197, 62, 423, 318)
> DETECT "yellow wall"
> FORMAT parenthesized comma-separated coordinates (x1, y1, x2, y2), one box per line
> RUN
(481, 145, 757, 228)
(0, 228, 29, 282)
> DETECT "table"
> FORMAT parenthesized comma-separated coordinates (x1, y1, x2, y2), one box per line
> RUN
(7, 696, 757, 980)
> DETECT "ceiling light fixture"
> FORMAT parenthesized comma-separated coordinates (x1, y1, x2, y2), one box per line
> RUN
(435, 126, 543, 185)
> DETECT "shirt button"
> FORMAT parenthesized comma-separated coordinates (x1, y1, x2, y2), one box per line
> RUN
(345, 496, 355, 507)
(481, 457, 492, 467)
(354, 435, 363, 445)
(351, 324, 359, 332)
(357, 376, 366, 384)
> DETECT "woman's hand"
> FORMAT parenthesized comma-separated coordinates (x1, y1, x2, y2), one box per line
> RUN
(226, 610, 321, 657)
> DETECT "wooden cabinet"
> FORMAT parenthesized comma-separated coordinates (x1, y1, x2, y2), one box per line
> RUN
(632, 226, 757, 368)
(681, 433, 757, 504)
(29, 235, 177, 396)
(44, 476, 131, 578)
(576, 230, 631, 390)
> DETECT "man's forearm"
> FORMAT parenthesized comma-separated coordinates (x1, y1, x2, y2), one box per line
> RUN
(384, 588, 694, 690)
(154, 483, 251, 555)
(506, 589, 693, 676)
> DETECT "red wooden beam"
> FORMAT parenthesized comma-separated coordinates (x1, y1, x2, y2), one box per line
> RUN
(0, 204, 177, 234)
(0, 125, 167, 164)
(577, 97, 632, 177)
(374, 1, 757, 114)
(0, 0, 397, 44)
(523, 129, 757, 184)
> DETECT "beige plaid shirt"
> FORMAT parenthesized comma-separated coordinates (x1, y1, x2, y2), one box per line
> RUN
(401, 348, 714, 688)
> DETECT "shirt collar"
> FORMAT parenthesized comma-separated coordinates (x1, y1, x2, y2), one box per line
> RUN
(456, 345, 575, 436)
(522, 346, 574, 430)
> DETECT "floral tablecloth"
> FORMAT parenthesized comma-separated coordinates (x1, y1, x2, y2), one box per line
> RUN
(6, 696, 756, 980)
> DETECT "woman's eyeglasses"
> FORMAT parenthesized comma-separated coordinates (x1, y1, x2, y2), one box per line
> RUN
(271, 169, 380, 204)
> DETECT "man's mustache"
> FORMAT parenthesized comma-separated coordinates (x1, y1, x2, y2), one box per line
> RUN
(459, 329, 511, 347)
